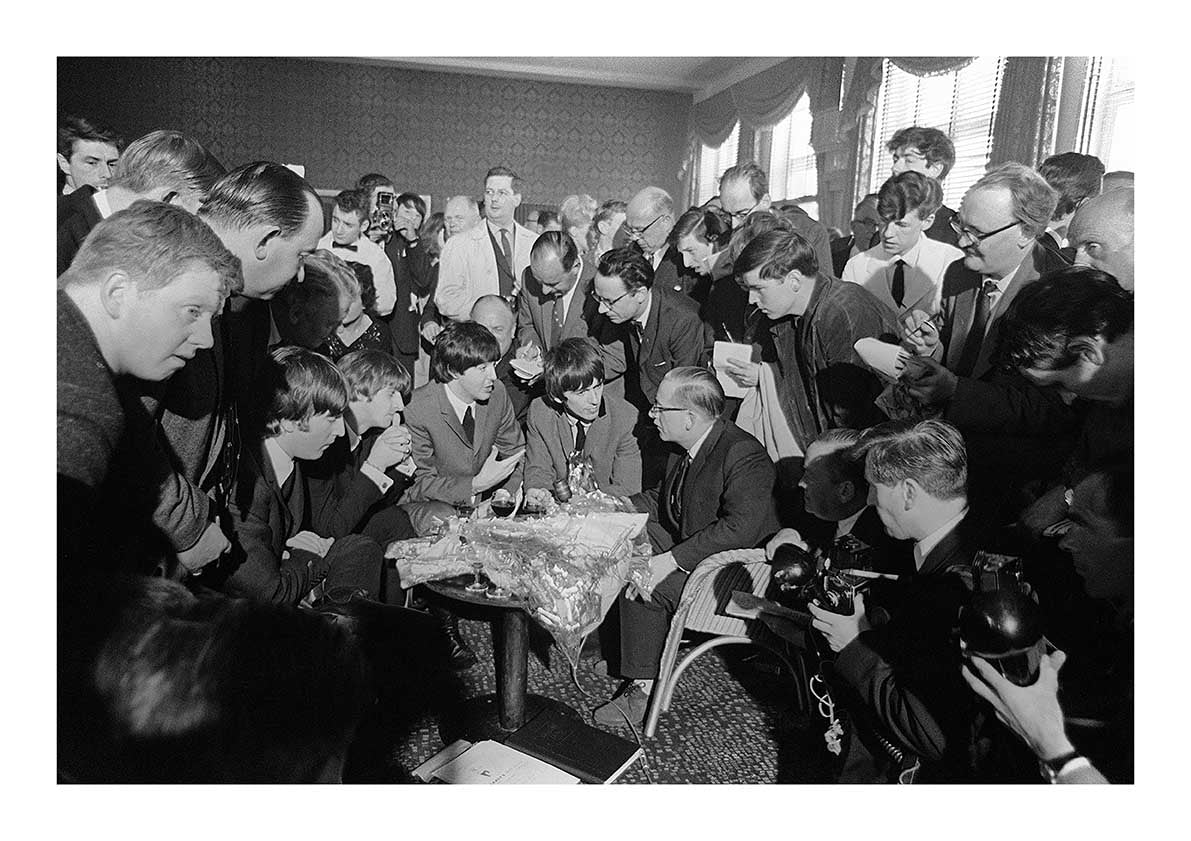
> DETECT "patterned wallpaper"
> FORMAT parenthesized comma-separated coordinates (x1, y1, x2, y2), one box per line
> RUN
(57, 57, 692, 211)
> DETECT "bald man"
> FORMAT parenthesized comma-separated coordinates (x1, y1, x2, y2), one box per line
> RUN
(471, 295, 533, 423)
(1066, 188, 1133, 291)
(623, 186, 702, 299)
(444, 195, 481, 240)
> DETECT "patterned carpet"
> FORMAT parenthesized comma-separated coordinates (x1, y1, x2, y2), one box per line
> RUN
(342, 605, 836, 784)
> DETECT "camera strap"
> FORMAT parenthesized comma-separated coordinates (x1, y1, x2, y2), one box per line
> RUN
(809, 670, 844, 755)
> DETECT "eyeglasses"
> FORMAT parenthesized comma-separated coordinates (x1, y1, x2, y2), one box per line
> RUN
(624, 214, 665, 240)
(726, 199, 762, 221)
(648, 403, 689, 417)
(949, 217, 1020, 243)
(593, 289, 633, 308)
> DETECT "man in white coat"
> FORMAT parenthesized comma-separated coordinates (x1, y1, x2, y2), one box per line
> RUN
(434, 165, 538, 320)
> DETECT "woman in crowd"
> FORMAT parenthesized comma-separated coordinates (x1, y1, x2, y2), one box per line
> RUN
(321, 262, 396, 361)
(589, 199, 626, 258)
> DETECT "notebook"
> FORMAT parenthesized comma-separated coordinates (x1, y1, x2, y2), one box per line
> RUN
(429, 739, 580, 785)
(504, 708, 643, 784)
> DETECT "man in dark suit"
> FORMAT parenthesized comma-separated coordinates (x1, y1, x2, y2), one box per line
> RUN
(594, 368, 778, 727)
(809, 419, 980, 782)
(515, 230, 603, 355)
(382, 192, 434, 375)
(623, 186, 702, 298)
(831, 194, 880, 277)
(212, 347, 386, 607)
(887, 126, 961, 248)
(57, 115, 121, 197)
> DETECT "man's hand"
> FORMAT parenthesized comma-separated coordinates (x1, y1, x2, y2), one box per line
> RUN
(366, 423, 413, 471)
(524, 487, 552, 509)
(472, 446, 525, 494)
(901, 309, 940, 356)
(808, 592, 870, 653)
(421, 321, 443, 343)
(177, 520, 230, 573)
(900, 356, 958, 405)
(723, 358, 760, 389)
(286, 531, 335, 558)
(962, 649, 1074, 761)
(627, 552, 680, 601)
(765, 527, 809, 560)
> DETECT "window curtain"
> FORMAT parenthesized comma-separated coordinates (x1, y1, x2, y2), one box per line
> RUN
(990, 57, 1064, 167)
(887, 57, 976, 77)
(688, 57, 832, 145)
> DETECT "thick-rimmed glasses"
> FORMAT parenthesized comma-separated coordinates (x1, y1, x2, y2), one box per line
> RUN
(624, 215, 665, 240)
(648, 403, 688, 417)
(950, 217, 1020, 243)
(725, 199, 762, 222)
(593, 289, 633, 309)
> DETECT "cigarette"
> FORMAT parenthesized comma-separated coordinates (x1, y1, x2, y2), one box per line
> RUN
(839, 568, 900, 581)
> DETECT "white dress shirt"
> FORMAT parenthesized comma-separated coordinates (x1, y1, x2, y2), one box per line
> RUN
(264, 436, 295, 488)
(841, 234, 962, 317)
(318, 232, 397, 317)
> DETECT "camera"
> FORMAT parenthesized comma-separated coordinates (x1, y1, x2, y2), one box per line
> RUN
(370, 190, 397, 238)
(971, 550, 1027, 594)
(771, 536, 874, 616)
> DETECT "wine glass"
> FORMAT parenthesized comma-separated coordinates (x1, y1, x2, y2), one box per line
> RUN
(465, 561, 487, 593)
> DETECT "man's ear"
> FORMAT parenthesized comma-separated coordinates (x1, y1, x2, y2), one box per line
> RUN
(99, 271, 134, 318)
(1069, 335, 1107, 367)
(254, 226, 283, 261)
(57, 153, 73, 178)
(925, 161, 945, 180)
(359, 215, 370, 234)
(277, 418, 299, 435)
(512, 192, 523, 209)
(901, 478, 919, 510)
(919, 210, 937, 229)
(836, 479, 856, 505)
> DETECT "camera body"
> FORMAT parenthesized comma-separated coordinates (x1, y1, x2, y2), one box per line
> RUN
(370, 190, 397, 239)
(971, 551, 1027, 594)
(771, 535, 874, 616)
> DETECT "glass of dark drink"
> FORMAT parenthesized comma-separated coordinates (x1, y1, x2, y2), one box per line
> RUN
(491, 499, 515, 518)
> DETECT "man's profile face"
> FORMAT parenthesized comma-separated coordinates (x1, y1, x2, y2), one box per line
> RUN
(872, 480, 911, 540)
(625, 198, 672, 256)
(483, 175, 521, 227)
(284, 412, 345, 461)
(881, 209, 932, 256)
(676, 233, 714, 276)
(121, 266, 223, 381)
(454, 361, 498, 403)
(593, 273, 645, 324)
(651, 377, 687, 443)
(719, 177, 766, 230)
(472, 307, 515, 355)
(890, 146, 945, 180)
(956, 186, 1026, 278)
(355, 385, 404, 432)
(245, 193, 325, 299)
(1058, 474, 1132, 600)
(59, 139, 119, 192)
(530, 252, 578, 297)
(851, 200, 881, 248)
(741, 266, 800, 320)
(1018, 336, 1129, 406)
(330, 205, 365, 245)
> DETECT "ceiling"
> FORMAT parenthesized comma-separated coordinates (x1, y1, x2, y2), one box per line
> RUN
(328, 57, 785, 101)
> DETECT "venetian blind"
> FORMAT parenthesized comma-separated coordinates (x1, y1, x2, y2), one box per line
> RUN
(767, 92, 818, 204)
(696, 122, 740, 205)
(869, 57, 1006, 208)
(1078, 57, 1134, 171)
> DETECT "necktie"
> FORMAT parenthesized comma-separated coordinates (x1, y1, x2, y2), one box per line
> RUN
(572, 421, 587, 457)
(548, 294, 565, 348)
(891, 259, 905, 308)
(632, 321, 644, 344)
(332, 242, 358, 252)
(668, 455, 691, 524)
(956, 280, 999, 377)
(499, 229, 515, 297)
(462, 406, 475, 447)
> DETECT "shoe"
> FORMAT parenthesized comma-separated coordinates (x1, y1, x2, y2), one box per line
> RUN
(442, 618, 478, 670)
(592, 658, 610, 677)
(593, 682, 649, 728)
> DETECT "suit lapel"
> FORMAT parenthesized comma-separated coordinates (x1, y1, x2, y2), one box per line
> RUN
(437, 384, 473, 452)
(681, 420, 724, 522)
(639, 288, 662, 362)
(486, 224, 515, 287)
(562, 272, 592, 338)
(944, 274, 981, 371)
(972, 258, 1039, 377)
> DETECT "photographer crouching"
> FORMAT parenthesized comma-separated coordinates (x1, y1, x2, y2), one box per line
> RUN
(791, 419, 985, 782)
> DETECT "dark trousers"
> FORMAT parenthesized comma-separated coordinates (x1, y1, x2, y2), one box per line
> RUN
(617, 568, 689, 680)
(322, 533, 384, 601)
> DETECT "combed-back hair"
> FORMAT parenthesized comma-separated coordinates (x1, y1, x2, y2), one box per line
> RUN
(994, 266, 1133, 372)
(674, 205, 734, 251)
(810, 428, 867, 490)
(968, 162, 1058, 238)
(430, 321, 501, 384)
(199, 161, 319, 237)
(395, 192, 427, 221)
(109, 129, 225, 201)
(333, 188, 370, 221)
(530, 229, 581, 271)
(719, 161, 769, 201)
(263, 345, 350, 436)
(356, 173, 394, 193)
(338, 348, 412, 403)
(560, 194, 598, 232)
(543, 338, 605, 405)
(634, 186, 674, 218)
(485, 165, 522, 193)
(59, 199, 242, 297)
(666, 367, 725, 420)
(734, 227, 819, 278)
(886, 127, 956, 180)
(597, 246, 654, 292)
(58, 114, 124, 157)
(877, 171, 944, 222)
(1038, 152, 1106, 219)
(858, 419, 968, 500)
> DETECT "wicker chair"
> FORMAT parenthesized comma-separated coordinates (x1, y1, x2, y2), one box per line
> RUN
(643, 548, 813, 738)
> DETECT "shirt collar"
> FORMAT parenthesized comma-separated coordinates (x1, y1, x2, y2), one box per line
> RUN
(987, 255, 1025, 290)
(93, 188, 113, 219)
(487, 218, 515, 237)
(634, 290, 653, 330)
(264, 436, 295, 488)
(913, 506, 969, 569)
(443, 382, 475, 424)
(345, 422, 361, 452)
(685, 423, 714, 460)
(894, 235, 924, 268)
(834, 508, 866, 541)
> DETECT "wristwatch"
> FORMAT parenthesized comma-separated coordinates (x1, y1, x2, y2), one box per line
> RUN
(1038, 750, 1086, 783)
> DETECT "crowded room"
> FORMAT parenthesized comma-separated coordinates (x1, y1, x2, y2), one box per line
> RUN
(55, 52, 1135, 793)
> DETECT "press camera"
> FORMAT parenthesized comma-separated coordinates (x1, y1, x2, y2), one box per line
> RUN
(771, 535, 874, 616)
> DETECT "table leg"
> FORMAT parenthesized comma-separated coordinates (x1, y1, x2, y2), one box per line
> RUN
(496, 609, 529, 730)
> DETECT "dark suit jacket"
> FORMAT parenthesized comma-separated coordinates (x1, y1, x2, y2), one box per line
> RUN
(832, 513, 979, 780)
(57, 188, 103, 275)
(830, 235, 857, 278)
(305, 429, 412, 539)
(652, 242, 706, 301)
(383, 234, 433, 355)
(632, 420, 778, 572)
(515, 257, 602, 352)
(926, 204, 960, 248)
(218, 440, 333, 606)
(611, 287, 711, 411)
(524, 394, 642, 497)
(402, 380, 525, 505)
(774, 204, 835, 280)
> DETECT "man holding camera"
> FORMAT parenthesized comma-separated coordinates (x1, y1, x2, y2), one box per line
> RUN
(318, 188, 397, 318)
(807, 419, 981, 782)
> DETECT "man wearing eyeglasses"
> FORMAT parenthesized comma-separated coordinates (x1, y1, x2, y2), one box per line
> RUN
(886, 126, 961, 248)
(831, 194, 881, 277)
(719, 162, 834, 280)
(622, 186, 702, 298)
(593, 367, 778, 728)
(434, 165, 537, 320)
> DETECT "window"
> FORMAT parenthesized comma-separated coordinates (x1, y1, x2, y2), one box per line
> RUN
(868, 57, 1006, 208)
(695, 122, 740, 205)
(1077, 58, 1134, 171)
(767, 92, 818, 216)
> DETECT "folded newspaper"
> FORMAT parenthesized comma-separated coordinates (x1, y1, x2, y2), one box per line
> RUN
(387, 496, 651, 666)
